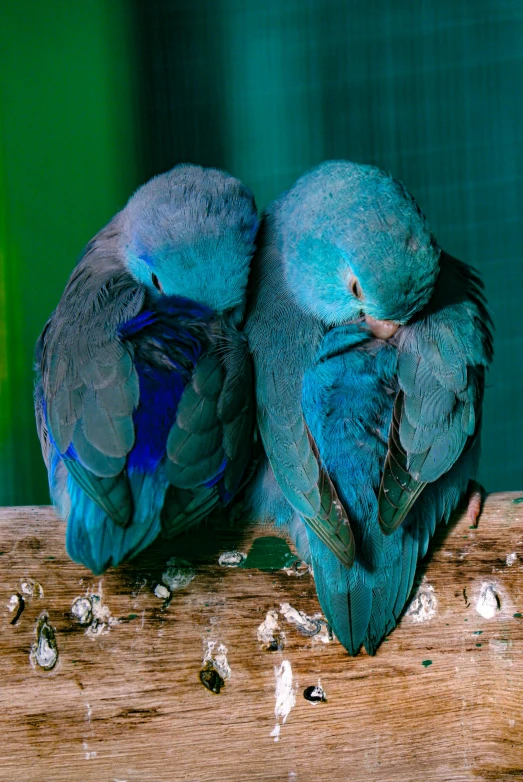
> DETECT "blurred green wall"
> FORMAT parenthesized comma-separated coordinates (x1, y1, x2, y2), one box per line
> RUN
(0, 0, 521, 505)
(0, 0, 142, 504)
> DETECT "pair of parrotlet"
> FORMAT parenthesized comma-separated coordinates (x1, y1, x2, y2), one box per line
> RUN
(35, 161, 493, 655)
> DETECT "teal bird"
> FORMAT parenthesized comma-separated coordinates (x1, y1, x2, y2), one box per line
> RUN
(245, 161, 493, 655)
(35, 165, 258, 574)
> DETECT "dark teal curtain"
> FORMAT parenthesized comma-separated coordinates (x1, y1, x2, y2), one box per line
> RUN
(135, 0, 523, 491)
(0, 0, 521, 504)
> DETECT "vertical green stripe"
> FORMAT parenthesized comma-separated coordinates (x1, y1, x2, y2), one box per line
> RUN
(0, 0, 141, 504)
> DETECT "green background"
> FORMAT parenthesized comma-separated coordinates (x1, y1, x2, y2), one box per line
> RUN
(0, 0, 521, 505)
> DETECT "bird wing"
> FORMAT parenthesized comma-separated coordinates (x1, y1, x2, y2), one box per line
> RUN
(163, 320, 255, 533)
(36, 219, 144, 526)
(246, 211, 355, 568)
(378, 252, 493, 534)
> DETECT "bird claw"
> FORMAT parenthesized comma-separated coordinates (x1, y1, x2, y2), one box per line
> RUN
(466, 480, 485, 528)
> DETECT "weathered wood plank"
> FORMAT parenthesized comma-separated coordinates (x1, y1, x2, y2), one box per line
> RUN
(1, 493, 523, 781)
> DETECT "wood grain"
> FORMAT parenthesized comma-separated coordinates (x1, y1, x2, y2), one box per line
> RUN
(1, 493, 523, 782)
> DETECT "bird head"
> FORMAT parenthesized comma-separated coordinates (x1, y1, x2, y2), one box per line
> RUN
(279, 161, 440, 336)
(121, 164, 258, 313)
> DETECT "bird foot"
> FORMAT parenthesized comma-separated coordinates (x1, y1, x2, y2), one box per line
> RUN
(466, 480, 485, 528)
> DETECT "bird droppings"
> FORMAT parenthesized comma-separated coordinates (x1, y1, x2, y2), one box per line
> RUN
(72, 585, 119, 637)
(161, 557, 196, 590)
(218, 550, 247, 567)
(476, 583, 501, 619)
(512, 497, 523, 504)
(71, 597, 93, 625)
(279, 602, 331, 642)
(421, 659, 433, 668)
(30, 612, 58, 671)
(7, 593, 25, 625)
(154, 584, 170, 600)
(200, 641, 231, 693)
(7, 594, 19, 612)
(257, 610, 286, 651)
(240, 536, 297, 571)
(89, 590, 119, 636)
(514, 613, 522, 618)
(21, 579, 44, 598)
(405, 581, 437, 623)
(304, 680, 327, 703)
(506, 552, 518, 567)
(271, 660, 297, 741)
(82, 740, 97, 760)
(284, 561, 310, 577)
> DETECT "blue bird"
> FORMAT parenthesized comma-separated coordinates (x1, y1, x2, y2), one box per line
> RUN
(245, 161, 493, 655)
(35, 164, 258, 574)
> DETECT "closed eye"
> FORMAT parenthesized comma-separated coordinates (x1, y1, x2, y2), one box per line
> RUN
(151, 273, 163, 293)
(348, 275, 363, 301)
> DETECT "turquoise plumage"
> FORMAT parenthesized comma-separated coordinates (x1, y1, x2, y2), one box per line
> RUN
(245, 160, 493, 655)
(35, 165, 258, 574)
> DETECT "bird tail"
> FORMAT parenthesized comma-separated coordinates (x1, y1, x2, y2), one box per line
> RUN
(306, 520, 419, 655)
(65, 470, 164, 574)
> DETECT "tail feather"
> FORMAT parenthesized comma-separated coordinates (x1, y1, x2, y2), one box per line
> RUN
(65, 470, 164, 574)
(307, 530, 372, 655)
(392, 527, 419, 620)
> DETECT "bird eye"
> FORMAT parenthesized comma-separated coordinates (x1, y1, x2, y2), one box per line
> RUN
(349, 276, 363, 301)
(151, 273, 163, 293)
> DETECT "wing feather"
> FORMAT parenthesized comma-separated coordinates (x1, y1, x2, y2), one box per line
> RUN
(379, 252, 493, 534)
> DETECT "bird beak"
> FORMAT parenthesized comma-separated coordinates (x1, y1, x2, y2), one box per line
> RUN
(364, 315, 401, 340)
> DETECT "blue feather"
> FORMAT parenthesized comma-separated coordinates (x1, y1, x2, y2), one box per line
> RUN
(204, 456, 228, 488)
(65, 467, 166, 574)
(128, 363, 186, 472)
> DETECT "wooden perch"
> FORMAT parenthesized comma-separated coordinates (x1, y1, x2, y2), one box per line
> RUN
(1, 492, 523, 781)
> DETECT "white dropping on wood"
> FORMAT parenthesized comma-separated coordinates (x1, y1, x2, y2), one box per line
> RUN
(257, 610, 281, 643)
(203, 641, 231, 681)
(271, 660, 297, 742)
(257, 610, 285, 650)
(506, 552, 518, 567)
(71, 597, 92, 625)
(405, 581, 438, 623)
(218, 551, 247, 567)
(476, 583, 501, 619)
(154, 584, 170, 600)
(7, 594, 20, 612)
(21, 579, 44, 598)
(305, 679, 327, 704)
(279, 602, 331, 642)
(284, 561, 310, 577)
(82, 740, 97, 760)
(30, 612, 58, 671)
(161, 557, 196, 590)
(72, 583, 119, 637)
